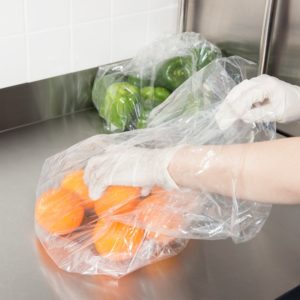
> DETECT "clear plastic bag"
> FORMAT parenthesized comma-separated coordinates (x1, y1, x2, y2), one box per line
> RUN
(35, 56, 275, 277)
(91, 32, 221, 132)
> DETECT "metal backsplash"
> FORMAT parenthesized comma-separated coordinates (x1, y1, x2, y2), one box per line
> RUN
(183, 0, 300, 137)
(0, 68, 97, 132)
(184, 0, 268, 75)
(267, 0, 300, 136)
(1, 0, 299, 136)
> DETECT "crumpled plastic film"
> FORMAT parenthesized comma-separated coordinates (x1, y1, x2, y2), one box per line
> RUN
(91, 32, 222, 132)
(35, 56, 275, 277)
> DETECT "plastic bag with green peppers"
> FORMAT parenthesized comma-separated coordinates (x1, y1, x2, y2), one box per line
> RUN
(92, 32, 222, 132)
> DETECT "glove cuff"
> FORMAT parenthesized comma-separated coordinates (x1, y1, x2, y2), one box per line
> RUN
(155, 145, 187, 190)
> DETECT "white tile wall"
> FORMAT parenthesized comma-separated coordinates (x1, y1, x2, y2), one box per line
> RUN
(28, 28, 71, 81)
(0, 0, 178, 89)
(72, 0, 110, 24)
(112, 13, 148, 61)
(27, 0, 70, 32)
(0, 0, 24, 37)
(113, 0, 148, 17)
(73, 20, 111, 71)
(0, 36, 27, 88)
(148, 6, 178, 42)
(149, 0, 178, 10)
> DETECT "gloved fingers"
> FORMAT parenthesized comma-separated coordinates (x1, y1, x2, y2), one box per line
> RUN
(215, 102, 240, 130)
(216, 84, 267, 130)
(88, 183, 106, 201)
(227, 74, 275, 97)
(227, 83, 267, 111)
(215, 81, 257, 130)
(242, 105, 278, 123)
(84, 146, 182, 200)
(223, 79, 254, 104)
(84, 156, 102, 182)
(84, 156, 108, 200)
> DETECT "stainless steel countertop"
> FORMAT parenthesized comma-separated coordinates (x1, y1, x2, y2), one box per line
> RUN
(0, 110, 299, 300)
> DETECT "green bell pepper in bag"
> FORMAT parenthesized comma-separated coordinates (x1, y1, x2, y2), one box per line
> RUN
(155, 56, 193, 92)
(92, 40, 222, 132)
(127, 74, 151, 88)
(92, 73, 123, 112)
(140, 86, 170, 109)
(195, 46, 221, 70)
(99, 82, 140, 131)
(135, 87, 170, 129)
(155, 47, 221, 93)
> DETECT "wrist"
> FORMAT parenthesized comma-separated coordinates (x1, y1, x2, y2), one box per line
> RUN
(155, 146, 185, 190)
(168, 145, 203, 189)
(168, 144, 246, 195)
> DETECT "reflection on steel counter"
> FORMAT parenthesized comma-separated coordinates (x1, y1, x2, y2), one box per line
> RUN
(35, 239, 195, 300)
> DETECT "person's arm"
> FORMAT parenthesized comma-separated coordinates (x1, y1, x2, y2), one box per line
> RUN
(168, 137, 300, 204)
(84, 136, 300, 205)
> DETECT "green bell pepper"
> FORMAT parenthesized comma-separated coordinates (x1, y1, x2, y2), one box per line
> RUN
(127, 74, 151, 88)
(155, 56, 193, 92)
(99, 82, 140, 131)
(155, 47, 221, 92)
(140, 86, 170, 109)
(92, 73, 123, 111)
(195, 46, 221, 70)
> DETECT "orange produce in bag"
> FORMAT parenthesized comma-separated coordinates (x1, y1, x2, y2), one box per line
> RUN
(136, 188, 183, 244)
(61, 170, 94, 210)
(94, 185, 141, 216)
(93, 219, 145, 261)
(35, 188, 84, 235)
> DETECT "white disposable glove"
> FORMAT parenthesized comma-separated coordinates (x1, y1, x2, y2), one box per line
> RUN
(215, 74, 300, 130)
(84, 146, 180, 200)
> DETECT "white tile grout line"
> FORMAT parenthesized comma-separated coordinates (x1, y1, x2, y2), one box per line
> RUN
(23, 0, 31, 82)
(69, 0, 74, 72)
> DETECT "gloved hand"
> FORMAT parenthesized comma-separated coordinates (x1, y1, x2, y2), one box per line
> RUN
(215, 74, 300, 130)
(84, 146, 180, 200)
